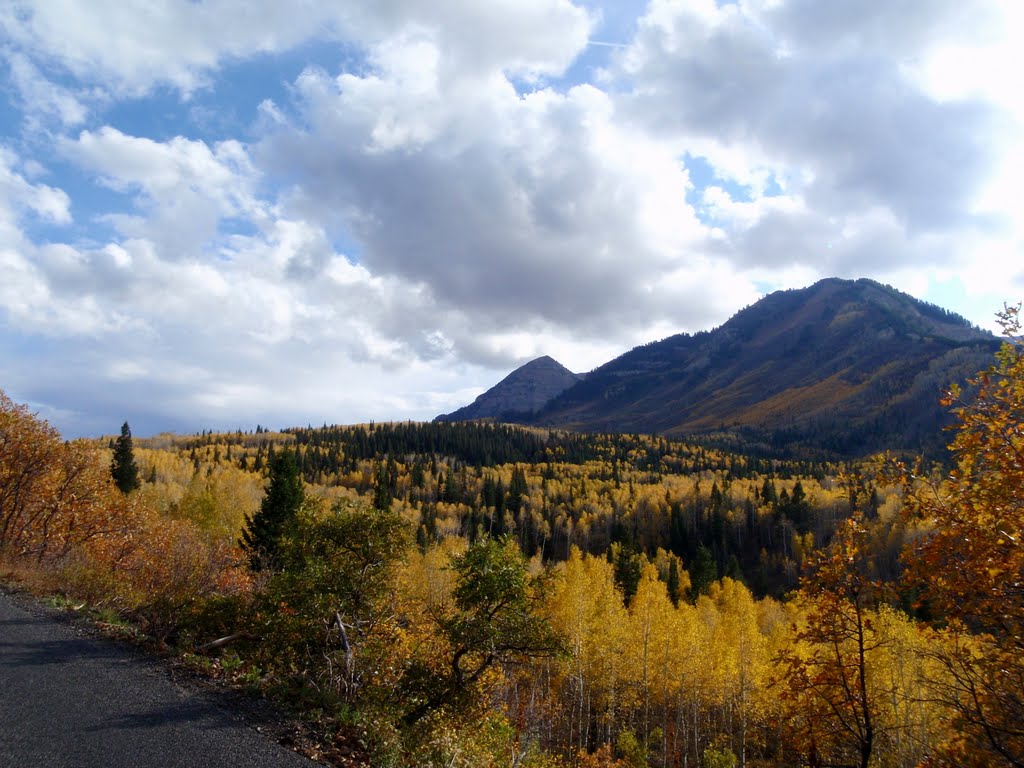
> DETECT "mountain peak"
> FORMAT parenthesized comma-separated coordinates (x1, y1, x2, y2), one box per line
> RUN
(519, 355, 570, 371)
(436, 356, 583, 423)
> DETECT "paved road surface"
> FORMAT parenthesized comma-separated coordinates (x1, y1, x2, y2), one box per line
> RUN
(0, 588, 316, 767)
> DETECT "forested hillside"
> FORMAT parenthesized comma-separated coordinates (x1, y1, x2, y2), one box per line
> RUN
(444, 279, 1000, 460)
(161, 421, 871, 599)
(1, 307, 1022, 767)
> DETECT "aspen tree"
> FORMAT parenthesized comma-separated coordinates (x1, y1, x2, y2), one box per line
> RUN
(888, 304, 1024, 765)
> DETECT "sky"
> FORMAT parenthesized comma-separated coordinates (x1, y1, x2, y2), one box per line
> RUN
(1, 0, 1022, 438)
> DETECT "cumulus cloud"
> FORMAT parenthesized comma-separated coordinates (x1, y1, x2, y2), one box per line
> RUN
(0, 146, 71, 228)
(1, 0, 1021, 436)
(3, 51, 87, 126)
(619, 0, 1006, 281)
(59, 128, 264, 258)
(1, 0, 591, 97)
(260, 37, 751, 356)
(1, 0, 341, 97)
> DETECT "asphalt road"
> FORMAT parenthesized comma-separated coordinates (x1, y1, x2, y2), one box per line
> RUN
(0, 588, 316, 768)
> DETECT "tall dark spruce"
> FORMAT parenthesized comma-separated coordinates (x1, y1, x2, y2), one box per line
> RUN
(110, 421, 141, 494)
(240, 448, 305, 570)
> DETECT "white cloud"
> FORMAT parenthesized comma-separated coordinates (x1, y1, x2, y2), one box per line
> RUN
(2, 0, 1022, 437)
(0, 249, 49, 322)
(64, 129, 259, 215)
(615, 0, 1015, 304)
(1, 0, 591, 97)
(0, 146, 71, 229)
(4, 51, 87, 126)
(261, 42, 740, 358)
(61, 127, 264, 259)
(2, 0, 337, 97)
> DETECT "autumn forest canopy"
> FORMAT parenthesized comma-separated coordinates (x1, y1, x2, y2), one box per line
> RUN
(2, 307, 1024, 768)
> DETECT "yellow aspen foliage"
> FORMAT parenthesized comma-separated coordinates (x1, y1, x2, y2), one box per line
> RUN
(545, 547, 629, 752)
(777, 515, 884, 768)
(885, 304, 1024, 765)
(868, 605, 953, 768)
(627, 563, 675, 743)
(706, 577, 773, 764)
(171, 464, 263, 538)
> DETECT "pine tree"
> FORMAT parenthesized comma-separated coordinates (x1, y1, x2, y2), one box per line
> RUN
(240, 448, 305, 570)
(110, 421, 141, 494)
(372, 460, 392, 512)
(688, 544, 718, 600)
(613, 544, 643, 606)
(667, 557, 682, 607)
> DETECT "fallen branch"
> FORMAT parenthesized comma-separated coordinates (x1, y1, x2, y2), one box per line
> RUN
(195, 632, 259, 653)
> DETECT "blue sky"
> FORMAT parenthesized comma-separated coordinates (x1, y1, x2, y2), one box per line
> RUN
(1, 0, 1022, 437)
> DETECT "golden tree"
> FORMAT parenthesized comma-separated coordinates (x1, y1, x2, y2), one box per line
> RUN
(1, 390, 131, 563)
(545, 547, 630, 754)
(888, 304, 1024, 765)
(0, 390, 61, 555)
(777, 515, 885, 768)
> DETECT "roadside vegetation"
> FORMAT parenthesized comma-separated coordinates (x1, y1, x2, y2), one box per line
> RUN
(2, 307, 1022, 767)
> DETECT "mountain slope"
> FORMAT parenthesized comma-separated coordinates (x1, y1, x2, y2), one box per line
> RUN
(436, 355, 583, 422)
(528, 278, 999, 458)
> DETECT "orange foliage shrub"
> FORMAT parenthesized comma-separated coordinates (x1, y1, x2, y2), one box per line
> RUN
(1, 389, 251, 638)
(2, 391, 128, 561)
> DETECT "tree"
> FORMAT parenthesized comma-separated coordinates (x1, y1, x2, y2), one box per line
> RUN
(704, 578, 771, 767)
(2, 391, 130, 562)
(613, 543, 643, 606)
(780, 480, 812, 532)
(689, 544, 717, 601)
(886, 304, 1024, 765)
(405, 537, 563, 721)
(110, 421, 141, 494)
(777, 515, 884, 768)
(1, 391, 60, 554)
(371, 460, 392, 512)
(628, 564, 675, 752)
(667, 557, 682, 607)
(545, 547, 630, 754)
(445, 537, 563, 682)
(258, 499, 410, 702)
(240, 448, 304, 569)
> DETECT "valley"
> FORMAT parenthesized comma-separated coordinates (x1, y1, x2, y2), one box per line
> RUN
(1, 289, 1022, 768)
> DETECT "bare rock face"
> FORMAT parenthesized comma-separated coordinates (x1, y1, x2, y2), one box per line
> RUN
(436, 356, 584, 422)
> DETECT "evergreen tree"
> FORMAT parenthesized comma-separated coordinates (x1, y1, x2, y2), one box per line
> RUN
(782, 480, 812, 532)
(110, 421, 141, 494)
(688, 544, 718, 600)
(372, 460, 392, 512)
(507, 466, 528, 516)
(613, 544, 643, 606)
(240, 448, 305, 570)
(667, 557, 682, 607)
(725, 553, 744, 581)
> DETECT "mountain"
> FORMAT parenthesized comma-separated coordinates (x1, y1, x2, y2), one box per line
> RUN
(533, 278, 999, 458)
(442, 278, 1001, 459)
(436, 355, 584, 422)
